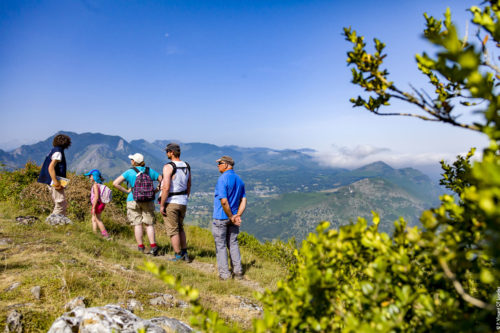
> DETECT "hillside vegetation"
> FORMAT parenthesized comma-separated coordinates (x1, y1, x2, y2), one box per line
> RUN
(0, 165, 291, 331)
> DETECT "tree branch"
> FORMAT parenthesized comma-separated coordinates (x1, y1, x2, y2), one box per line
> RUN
(439, 258, 494, 310)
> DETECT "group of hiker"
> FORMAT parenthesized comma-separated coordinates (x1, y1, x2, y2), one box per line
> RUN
(36, 134, 247, 280)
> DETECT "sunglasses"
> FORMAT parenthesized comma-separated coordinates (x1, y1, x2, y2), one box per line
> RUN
(218, 161, 226, 165)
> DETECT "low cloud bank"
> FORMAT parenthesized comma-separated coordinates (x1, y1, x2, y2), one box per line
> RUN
(307, 144, 478, 171)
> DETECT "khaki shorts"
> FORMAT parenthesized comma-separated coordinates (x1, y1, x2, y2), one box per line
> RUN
(163, 203, 187, 237)
(127, 201, 156, 226)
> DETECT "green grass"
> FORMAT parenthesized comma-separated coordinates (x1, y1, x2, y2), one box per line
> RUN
(0, 201, 288, 331)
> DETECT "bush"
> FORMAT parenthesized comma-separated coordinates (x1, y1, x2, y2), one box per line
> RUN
(238, 231, 296, 268)
(0, 161, 40, 201)
(0, 163, 130, 226)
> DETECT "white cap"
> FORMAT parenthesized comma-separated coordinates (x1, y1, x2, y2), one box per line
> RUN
(128, 153, 144, 164)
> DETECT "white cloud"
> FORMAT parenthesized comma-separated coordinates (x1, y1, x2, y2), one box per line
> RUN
(308, 144, 478, 170)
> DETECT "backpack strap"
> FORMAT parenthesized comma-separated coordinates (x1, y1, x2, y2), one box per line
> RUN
(168, 190, 189, 197)
(132, 166, 149, 175)
(167, 161, 190, 176)
(167, 161, 177, 176)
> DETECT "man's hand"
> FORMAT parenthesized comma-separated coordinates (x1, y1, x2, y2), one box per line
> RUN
(231, 215, 242, 226)
(161, 206, 167, 217)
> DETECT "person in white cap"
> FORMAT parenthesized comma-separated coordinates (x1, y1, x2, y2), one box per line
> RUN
(113, 153, 162, 255)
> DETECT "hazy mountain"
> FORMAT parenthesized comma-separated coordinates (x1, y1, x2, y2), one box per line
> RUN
(0, 131, 339, 179)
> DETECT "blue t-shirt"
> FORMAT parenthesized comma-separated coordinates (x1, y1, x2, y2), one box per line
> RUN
(213, 169, 246, 219)
(121, 166, 160, 202)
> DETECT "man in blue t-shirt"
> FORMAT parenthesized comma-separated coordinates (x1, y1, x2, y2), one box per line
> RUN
(212, 155, 247, 280)
(113, 153, 162, 255)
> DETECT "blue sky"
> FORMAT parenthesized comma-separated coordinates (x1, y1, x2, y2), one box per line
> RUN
(0, 0, 489, 170)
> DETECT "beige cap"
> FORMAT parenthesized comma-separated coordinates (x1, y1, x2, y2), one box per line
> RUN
(216, 155, 234, 166)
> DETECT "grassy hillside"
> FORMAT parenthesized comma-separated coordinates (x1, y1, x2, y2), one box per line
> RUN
(0, 204, 287, 331)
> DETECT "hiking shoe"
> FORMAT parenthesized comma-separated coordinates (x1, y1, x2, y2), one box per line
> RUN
(219, 275, 231, 281)
(169, 253, 183, 262)
(234, 273, 244, 280)
(138, 246, 145, 253)
(148, 246, 159, 256)
(182, 253, 191, 263)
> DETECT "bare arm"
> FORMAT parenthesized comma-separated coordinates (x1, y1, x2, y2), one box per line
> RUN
(232, 197, 247, 226)
(160, 164, 173, 215)
(48, 159, 62, 189)
(92, 183, 100, 213)
(220, 198, 233, 219)
(113, 175, 131, 195)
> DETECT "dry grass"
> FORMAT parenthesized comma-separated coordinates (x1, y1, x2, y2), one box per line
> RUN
(0, 202, 287, 331)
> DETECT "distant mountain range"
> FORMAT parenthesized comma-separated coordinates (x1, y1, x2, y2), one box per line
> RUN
(0, 131, 326, 179)
(1, 131, 445, 241)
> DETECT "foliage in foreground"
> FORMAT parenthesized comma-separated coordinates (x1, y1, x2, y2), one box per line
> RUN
(145, 1, 499, 332)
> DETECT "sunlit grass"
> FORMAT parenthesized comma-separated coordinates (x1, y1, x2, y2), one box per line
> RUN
(0, 201, 288, 330)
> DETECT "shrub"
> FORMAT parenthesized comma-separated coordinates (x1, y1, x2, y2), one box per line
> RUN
(238, 231, 297, 268)
(0, 161, 40, 201)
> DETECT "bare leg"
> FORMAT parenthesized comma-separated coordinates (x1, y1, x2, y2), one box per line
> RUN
(134, 224, 144, 245)
(170, 234, 181, 253)
(91, 215, 98, 233)
(145, 225, 156, 245)
(94, 213, 108, 234)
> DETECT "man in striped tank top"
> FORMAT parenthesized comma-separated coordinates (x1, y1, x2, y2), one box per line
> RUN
(159, 143, 192, 262)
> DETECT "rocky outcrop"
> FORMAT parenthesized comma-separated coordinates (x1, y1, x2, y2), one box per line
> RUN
(47, 304, 192, 333)
(15, 216, 39, 225)
(46, 214, 73, 225)
(4, 310, 23, 333)
(64, 296, 86, 311)
(30, 286, 41, 300)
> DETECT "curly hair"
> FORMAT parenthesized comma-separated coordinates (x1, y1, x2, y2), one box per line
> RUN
(52, 134, 72, 149)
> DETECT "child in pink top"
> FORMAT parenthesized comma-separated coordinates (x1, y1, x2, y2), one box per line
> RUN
(84, 169, 110, 239)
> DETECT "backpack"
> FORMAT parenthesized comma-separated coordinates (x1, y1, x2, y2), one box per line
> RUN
(168, 161, 190, 176)
(98, 184, 112, 204)
(167, 161, 190, 197)
(132, 167, 155, 202)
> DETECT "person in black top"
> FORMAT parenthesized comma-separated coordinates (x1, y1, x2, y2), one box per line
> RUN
(37, 134, 71, 216)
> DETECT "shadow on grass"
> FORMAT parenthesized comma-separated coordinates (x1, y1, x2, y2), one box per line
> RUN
(242, 259, 258, 274)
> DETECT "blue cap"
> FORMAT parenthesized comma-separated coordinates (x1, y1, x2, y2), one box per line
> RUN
(84, 169, 103, 184)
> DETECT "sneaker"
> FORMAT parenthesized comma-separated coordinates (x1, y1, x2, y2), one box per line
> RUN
(219, 275, 231, 281)
(169, 253, 183, 262)
(182, 253, 191, 263)
(138, 246, 145, 253)
(234, 273, 244, 280)
(148, 246, 159, 256)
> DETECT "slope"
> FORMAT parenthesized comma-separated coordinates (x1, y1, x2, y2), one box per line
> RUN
(0, 202, 287, 331)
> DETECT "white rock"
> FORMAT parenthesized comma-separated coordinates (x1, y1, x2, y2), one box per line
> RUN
(4, 310, 22, 333)
(47, 304, 192, 333)
(30, 286, 41, 300)
(64, 296, 86, 311)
